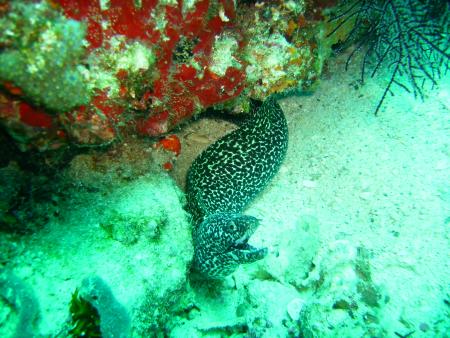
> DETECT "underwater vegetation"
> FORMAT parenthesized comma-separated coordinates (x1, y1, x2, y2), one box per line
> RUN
(69, 276, 131, 337)
(328, 0, 450, 114)
(68, 288, 101, 337)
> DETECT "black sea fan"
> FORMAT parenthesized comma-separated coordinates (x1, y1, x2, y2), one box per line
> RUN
(328, 0, 450, 114)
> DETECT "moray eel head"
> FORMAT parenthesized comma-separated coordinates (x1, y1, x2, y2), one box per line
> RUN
(193, 212, 268, 278)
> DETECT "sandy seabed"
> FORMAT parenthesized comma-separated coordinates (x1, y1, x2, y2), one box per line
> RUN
(254, 54, 449, 335)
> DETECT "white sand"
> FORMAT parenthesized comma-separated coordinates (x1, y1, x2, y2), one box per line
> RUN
(252, 54, 450, 335)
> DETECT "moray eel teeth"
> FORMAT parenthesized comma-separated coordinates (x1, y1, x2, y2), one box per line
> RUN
(187, 97, 288, 278)
(193, 213, 268, 278)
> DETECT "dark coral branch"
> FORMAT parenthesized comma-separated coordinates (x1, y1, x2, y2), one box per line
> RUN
(329, 0, 450, 114)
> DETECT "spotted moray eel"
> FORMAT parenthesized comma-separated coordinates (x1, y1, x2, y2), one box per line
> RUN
(186, 97, 288, 278)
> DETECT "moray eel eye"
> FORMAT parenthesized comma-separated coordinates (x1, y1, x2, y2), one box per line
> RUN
(193, 212, 268, 278)
(225, 220, 238, 234)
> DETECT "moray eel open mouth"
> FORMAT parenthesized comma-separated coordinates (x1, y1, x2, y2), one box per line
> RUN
(187, 97, 288, 278)
(229, 218, 260, 251)
(231, 241, 268, 261)
(232, 234, 252, 250)
(193, 213, 269, 278)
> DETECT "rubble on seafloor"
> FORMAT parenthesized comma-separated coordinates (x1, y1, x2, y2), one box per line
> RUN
(0, 0, 341, 150)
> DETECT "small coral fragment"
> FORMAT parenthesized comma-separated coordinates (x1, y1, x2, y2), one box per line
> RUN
(155, 134, 181, 156)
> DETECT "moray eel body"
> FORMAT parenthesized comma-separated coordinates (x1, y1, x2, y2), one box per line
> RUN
(186, 97, 288, 278)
